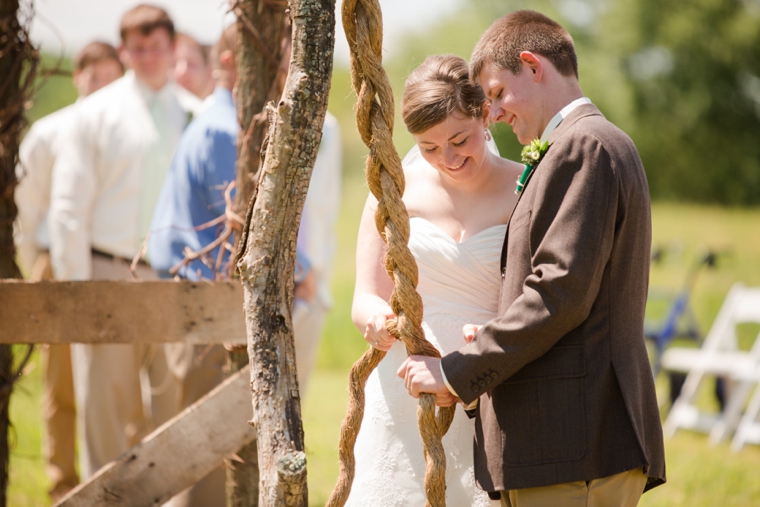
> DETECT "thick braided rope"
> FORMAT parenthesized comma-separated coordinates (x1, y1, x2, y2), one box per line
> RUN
(326, 1, 455, 506)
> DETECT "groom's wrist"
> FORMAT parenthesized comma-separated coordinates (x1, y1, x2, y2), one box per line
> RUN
(440, 362, 478, 410)
(439, 362, 458, 396)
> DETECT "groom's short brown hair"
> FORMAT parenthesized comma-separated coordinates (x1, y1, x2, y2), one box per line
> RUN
(470, 10, 578, 82)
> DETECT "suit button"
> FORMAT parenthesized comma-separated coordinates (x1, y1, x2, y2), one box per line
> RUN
(478, 380, 485, 388)
(491, 372, 498, 381)
(471, 385, 478, 393)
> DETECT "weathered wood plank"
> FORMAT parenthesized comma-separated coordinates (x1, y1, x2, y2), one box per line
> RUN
(55, 368, 256, 506)
(0, 280, 246, 344)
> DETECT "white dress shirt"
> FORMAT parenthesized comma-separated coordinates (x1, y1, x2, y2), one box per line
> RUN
(14, 104, 77, 273)
(49, 70, 201, 280)
(297, 111, 342, 308)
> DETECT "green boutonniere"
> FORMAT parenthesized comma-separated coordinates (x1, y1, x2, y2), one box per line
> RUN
(516, 139, 549, 195)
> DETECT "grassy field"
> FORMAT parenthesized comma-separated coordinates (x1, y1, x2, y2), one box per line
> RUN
(9, 187, 760, 505)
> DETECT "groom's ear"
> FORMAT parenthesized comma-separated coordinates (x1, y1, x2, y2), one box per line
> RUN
(519, 51, 543, 82)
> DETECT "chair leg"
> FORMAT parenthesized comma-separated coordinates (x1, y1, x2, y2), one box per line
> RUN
(731, 384, 760, 453)
(664, 368, 707, 438)
(709, 380, 752, 445)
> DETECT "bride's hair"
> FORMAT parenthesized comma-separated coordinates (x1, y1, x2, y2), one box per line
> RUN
(402, 55, 486, 135)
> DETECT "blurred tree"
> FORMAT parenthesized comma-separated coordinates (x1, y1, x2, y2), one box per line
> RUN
(594, 0, 760, 204)
(389, 0, 760, 204)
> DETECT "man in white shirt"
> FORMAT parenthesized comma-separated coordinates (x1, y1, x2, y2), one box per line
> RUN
(294, 111, 342, 389)
(49, 4, 201, 479)
(15, 40, 123, 502)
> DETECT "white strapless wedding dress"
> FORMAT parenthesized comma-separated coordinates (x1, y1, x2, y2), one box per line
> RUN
(345, 213, 506, 507)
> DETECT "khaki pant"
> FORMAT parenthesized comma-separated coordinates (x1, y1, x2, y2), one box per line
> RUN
(165, 298, 328, 507)
(72, 254, 179, 478)
(33, 253, 79, 500)
(501, 468, 647, 507)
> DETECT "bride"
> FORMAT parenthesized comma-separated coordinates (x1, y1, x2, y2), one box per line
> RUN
(348, 55, 523, 506)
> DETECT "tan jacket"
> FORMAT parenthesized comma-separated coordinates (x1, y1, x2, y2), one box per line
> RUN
(442, 104, 666, 493)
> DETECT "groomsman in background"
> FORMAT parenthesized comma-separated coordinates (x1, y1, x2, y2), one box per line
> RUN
(15, 40, 123, 502)
(49, 3, 200, 479)
(149, 22, 342, 507)
(173, 31, 213, 100)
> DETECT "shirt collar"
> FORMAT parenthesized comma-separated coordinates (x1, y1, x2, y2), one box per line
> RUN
(539, 97, 593, 143)
(212, 86, 234, 106)
(129, 69, 174, 106)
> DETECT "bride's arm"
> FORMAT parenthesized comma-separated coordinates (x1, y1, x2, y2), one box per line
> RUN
(352, 193, 397, 351)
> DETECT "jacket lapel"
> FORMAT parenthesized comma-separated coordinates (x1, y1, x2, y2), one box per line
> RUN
(498, 104, 604, 274)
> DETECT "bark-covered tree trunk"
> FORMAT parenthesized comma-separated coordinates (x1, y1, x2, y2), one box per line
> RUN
(234, 0, 290, 210)
(0, 0, 36, 504)
(236, 0, 335, 505)
(229, 1, 290, 504)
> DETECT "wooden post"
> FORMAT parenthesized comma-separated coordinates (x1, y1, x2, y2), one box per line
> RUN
(230, 1, 289, 504)
(236, 0, 335, 504)
(0, 0, 36, 504)
(225, 352, 259, 507)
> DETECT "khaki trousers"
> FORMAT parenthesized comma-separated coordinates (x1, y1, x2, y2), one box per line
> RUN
(35, 252, 79, 500)
(72, 254, 179, 478)
(500, 468, 647, 507)
(165, 298, 328, 507)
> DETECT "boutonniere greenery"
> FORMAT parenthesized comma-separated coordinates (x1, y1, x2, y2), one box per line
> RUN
(516, 139, 549, 195)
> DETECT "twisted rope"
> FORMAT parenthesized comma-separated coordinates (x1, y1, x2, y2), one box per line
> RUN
(326, 1, 455, 506)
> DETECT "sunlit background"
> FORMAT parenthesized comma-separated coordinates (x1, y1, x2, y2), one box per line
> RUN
(10, 0, 760, 505)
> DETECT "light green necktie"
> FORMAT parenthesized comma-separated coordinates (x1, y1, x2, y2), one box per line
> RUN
(137, 94, 175, 250)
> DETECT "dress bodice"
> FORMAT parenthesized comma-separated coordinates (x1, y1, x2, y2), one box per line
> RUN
(346, 145, 506, 507)
(408, 216, 506, 353)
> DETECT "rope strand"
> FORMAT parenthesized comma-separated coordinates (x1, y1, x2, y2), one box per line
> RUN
(326, 1, 454, 506)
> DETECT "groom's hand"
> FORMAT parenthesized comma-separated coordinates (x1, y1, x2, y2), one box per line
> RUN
(397, 356, 453, 405)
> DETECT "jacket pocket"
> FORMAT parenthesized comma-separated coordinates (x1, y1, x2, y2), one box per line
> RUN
(493, 346, 587, 466)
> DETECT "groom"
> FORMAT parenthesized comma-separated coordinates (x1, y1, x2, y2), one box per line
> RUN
(399, 10, 666, 506)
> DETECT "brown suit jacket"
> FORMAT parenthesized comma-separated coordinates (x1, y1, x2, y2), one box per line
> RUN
(441, 104, 666, 494)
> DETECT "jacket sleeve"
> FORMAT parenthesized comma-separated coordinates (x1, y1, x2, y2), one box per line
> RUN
(442, 132, 620, 404)
(49, 110, 97, 281)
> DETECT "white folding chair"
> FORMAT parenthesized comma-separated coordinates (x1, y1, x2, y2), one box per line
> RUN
(731, 362, 760, 452)
(662, 283, 760, 444)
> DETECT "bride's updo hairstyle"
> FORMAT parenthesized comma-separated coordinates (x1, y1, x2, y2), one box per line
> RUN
(402, 55, 487, 135)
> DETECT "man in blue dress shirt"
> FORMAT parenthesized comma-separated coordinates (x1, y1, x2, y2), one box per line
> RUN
(149, 25, 321, 506)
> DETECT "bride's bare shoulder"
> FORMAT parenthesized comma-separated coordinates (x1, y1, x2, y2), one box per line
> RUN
(401, 150, 439, 215)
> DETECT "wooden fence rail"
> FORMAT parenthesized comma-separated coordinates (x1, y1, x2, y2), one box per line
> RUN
(0, 280, 246, 344)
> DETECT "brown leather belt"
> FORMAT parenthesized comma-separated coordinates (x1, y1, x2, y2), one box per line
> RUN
(91, 248, 148, 266)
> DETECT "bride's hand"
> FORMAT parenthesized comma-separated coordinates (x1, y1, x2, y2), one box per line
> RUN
(463, 324, 481, 344)
(364, 312, 397, 351)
